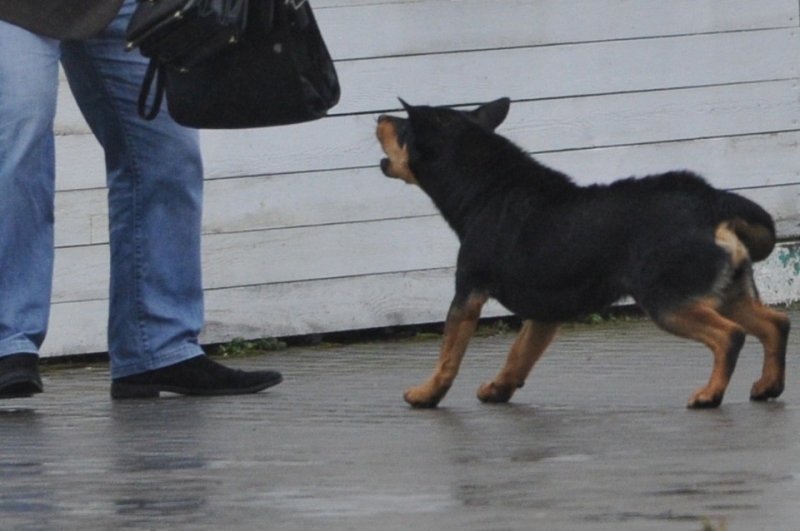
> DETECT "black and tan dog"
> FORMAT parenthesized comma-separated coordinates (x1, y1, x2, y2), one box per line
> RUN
(376, 97, 789, 409)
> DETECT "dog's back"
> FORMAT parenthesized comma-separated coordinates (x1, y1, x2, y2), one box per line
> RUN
(443, 145, 774, 323)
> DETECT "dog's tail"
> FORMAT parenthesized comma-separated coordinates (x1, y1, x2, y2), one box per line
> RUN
(715, 191, 776, 262)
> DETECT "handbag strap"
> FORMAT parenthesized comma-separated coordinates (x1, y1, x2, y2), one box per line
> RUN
(137, 59, 166, 121)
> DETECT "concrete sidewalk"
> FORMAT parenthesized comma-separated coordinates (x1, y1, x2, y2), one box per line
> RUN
(2, 314, 799, 531)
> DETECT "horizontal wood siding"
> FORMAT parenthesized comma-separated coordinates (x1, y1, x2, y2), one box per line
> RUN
(44, 0, 800, 357)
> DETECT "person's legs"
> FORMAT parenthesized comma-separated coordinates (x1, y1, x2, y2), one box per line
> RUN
(0, 20, 59, 397)
(61, 2, 206, 379)
(60, 0, 281, 397)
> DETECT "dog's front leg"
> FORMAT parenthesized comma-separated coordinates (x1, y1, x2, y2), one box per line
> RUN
(478, 320, 559, 403)
(404, 293, 487, 408)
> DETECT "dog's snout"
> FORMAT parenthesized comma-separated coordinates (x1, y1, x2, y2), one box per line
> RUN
(376, 115, 400, 146)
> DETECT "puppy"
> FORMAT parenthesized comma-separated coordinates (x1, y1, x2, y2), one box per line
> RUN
(376, 98, 789, 409)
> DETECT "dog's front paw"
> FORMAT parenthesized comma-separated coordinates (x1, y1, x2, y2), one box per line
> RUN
(477, 381, 515, 403)
(404, 384, 449, 408)
(750, 377, 784, 401)
(687, 386, 724, 409)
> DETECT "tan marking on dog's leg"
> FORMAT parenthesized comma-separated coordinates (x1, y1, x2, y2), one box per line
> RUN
(657, 300, 746, 408)
(477, 320, 559, 403)
(404, 293, 487, 408)
(722, 298, 789, 401)
(715, 222, 749, 267)
(715, 223, 787, 400)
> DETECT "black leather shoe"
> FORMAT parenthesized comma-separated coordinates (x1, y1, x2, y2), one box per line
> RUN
(0, 354, 43, 399)
(110, 355, 283, 399)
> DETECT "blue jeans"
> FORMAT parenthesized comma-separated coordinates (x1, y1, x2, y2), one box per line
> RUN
(0, 1, 205, 378)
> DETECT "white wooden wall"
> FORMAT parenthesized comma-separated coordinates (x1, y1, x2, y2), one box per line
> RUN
(48, 0, 800, 357)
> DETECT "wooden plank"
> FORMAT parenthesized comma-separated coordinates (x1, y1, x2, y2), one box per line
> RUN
(42, 243, 800, 358)
(55, 133, 105, 190)
(182, 79, 800, 179)
(54, 131, 800, 247)
(755, 244, 800, 304)
(200, 168, 433, 234)
(45, 299, 108, 357)
(52, 0, 797, 133)
(55, 168, 433, 246)
(200, 268, 512, 342)
(501, 80, 800, 155)
(43, 268, 511, 358)
(537, 130, 800, 190)
(49, 181, 800, 306)
(52, 244, 110, 303)
(55, 188, 109, 247)
(54, 28, 798, 133)
(37, 0, 800, 358)
(53, 78, 800, 192)
(200, 216, 458, 289)
(329, 28, 798, 115)
(204, 248, 800, 338)
(316, 0, 798, 60)
(51, 216, 460, 303)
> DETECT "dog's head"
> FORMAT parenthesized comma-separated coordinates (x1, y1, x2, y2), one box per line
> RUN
(376, 98, 511, 185)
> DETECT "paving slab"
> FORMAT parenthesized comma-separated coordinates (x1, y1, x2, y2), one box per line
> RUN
(2, 313, 800, 531)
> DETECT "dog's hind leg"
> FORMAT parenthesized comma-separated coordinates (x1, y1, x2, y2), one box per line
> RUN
(714, 224, 789, 401)
(721, 296, 789, 402)
(653, 299, 746, 409)
(404, 293, 487, 408)
(477, 320, 559, 404)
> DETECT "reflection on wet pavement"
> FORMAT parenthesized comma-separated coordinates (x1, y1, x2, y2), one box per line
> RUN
(2, 314, 799, 530)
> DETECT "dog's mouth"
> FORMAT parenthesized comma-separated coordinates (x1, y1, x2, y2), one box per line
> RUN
(380, 157, 391, 175)
(375, 115, 417, 184)
(376, 115, 418, 185)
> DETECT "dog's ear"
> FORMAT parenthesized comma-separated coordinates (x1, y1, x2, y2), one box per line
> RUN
(471, 98, 511, 130)
(400, 98, 435, 127)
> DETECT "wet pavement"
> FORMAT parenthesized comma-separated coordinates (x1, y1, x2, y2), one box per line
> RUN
(2, 313, 800, 531)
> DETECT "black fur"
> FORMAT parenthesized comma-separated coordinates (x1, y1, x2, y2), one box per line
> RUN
(382, 99, 775, 322)
(376, 98, 788, 409)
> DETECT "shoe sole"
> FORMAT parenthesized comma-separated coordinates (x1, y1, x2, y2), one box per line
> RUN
(0, 379, 44, 399)
(110, 375, 284, 399)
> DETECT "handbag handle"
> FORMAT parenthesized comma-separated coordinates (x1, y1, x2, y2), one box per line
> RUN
(137, 59, 166, 121)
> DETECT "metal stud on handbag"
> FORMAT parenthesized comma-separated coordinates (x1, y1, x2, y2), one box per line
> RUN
(126, 0, 248, 69)
(126, 0, 340, 128)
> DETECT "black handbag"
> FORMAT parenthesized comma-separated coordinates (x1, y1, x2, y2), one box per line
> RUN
(126, 0, 340, 129)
